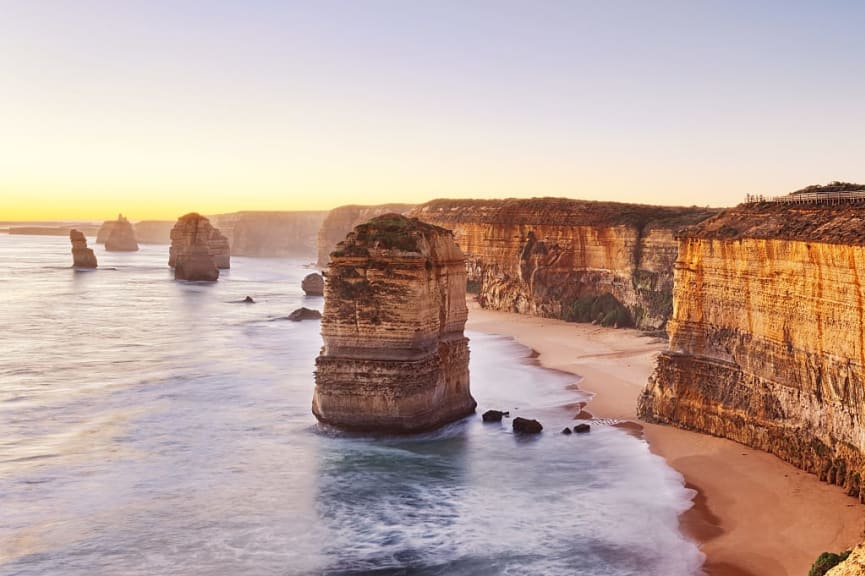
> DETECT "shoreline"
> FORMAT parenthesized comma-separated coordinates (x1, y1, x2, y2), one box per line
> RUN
(466, 302, 865, 576)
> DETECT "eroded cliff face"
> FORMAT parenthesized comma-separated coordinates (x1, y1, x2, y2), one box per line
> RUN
(639, 202, 865, 499)
(410, 198, 716, 330)
(210, 211, 327, 257)
(313, 214, 475, 432)
(316, 204, 415, 266)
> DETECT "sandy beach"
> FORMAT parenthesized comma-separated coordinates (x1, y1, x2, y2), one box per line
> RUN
(466, 302, 865, 576)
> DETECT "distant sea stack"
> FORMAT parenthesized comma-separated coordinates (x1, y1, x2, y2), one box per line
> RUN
(104, 214, 139, 252)
(69, 229, 97, 268)
(313, 214, 476, 432)
(410, 198, 717, 330)
(169, 213, 230, 270)
(638, 190, 865, 500)
(316, 203, 416, 266)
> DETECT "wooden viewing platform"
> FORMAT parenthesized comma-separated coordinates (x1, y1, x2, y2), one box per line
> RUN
(745, 190, 865, 205)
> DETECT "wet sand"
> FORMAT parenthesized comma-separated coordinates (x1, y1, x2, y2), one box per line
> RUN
(466, 303, 865, 576)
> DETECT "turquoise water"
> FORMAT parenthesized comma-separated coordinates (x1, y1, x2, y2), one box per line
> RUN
(0, 234, 703, 575)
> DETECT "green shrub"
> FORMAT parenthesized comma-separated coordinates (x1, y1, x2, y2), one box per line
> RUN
(809, 550, 851, 576)
(563, 293, 633, 327)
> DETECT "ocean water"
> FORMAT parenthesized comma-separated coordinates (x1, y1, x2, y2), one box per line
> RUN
(0, 234, 703, 576)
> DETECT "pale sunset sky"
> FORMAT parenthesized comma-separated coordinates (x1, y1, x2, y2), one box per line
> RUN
(1, 1, 863, 220)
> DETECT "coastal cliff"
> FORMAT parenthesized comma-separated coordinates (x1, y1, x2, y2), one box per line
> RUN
(410, 198, 716, 330)
(638, 201, 865, 500)
(313, 214, 475, 432)
(316, 204, 415, 266)
(210, 211, 327, 257)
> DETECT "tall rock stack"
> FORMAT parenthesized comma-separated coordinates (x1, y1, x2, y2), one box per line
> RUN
(104, 214, 139, 252)
(69, 229, 97, 268)
(313, 214, 476, 432)
(169, 213, 230, 270)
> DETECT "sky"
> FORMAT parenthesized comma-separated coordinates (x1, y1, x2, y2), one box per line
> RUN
(1, 1, 864, 220)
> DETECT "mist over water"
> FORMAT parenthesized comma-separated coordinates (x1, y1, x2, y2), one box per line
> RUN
(0, 234, 703, 575)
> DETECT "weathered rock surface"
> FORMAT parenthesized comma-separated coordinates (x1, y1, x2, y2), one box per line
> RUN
(301, 273, 324, 296)
(827, 546, 865, 576)
(69, 229, 97, 268)
(169, 213, 230, 270)
(174, 245, 219, 281)
(104, 215, 139, 252)
(513, 417, 543, 434)
(316, 204, 415, 266)
(313, 214, 476, 432)
(209, 211, 328, 257)
(287, 307, 322, 322)
(638, 201, 865, 500)
(574, 424, 591, 433)
(410, 198, 716, 330)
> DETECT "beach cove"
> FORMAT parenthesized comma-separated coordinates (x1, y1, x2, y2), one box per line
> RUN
(466, 301, 865, 576)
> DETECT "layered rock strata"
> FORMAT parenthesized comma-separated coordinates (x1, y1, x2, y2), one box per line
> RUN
(210, 211, 328, 257)
(174, 246, 219, 282)
(69, 229, 97, 268)
(638, 201, 865, 500)
(104, 215, 139, 252)
(313, 214, 476, 432)
(410, 198, 716, 330)
(169, 213, 230, 270)
(316, 203, 415, 266)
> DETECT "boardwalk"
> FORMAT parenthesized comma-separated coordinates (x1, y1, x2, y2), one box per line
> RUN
(745, 190, 865, 205)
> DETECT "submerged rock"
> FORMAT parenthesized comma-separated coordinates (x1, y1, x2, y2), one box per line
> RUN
(313, 214, 476, 432)
(574, 423, 591, 433)
(243, 296, 255, 303)
(287, 307, 322, 322)
(105, 214, 139, 252)
(561, 427, 573, 435)
(302, 273, 324, 296)
(69, 229, 97, 268)
(513, 417, 543, 434)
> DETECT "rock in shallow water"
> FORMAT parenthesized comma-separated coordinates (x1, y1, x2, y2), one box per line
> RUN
(513, 417, 543, 434)
(574, 423, 591, 433)
(482, 409, 509, 422)
(301, 273, 324, 296)
(287, 307, 322, 322)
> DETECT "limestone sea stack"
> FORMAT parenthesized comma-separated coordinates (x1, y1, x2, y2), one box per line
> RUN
(169, 213, 230, 270)
(104, 214, 139, 252)
(69, 229, 97, 268)
(313, 214, 476, 432)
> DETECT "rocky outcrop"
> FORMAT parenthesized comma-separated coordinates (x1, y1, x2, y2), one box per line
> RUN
(410, 198, 716, 330)
(301, 273, 324, 296)
(69, 229, 97, 268)
(104, 215, 139, 252)
(287, 307, 322, 322)
(638, 201, 865, 500)
(313, 214, 476, 432)
(513, 417, 543, 434)
(169, 213, 230, 270)
(210, 211, 328, 257)
(174, 246, 219, 282)
(316, 204, 415, 266)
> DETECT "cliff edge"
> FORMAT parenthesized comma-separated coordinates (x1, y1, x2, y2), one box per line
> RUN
(639, 200, 865, 500)
(411, 198, 717, 330)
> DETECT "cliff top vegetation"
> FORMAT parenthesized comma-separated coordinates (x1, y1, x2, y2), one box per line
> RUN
(332, 214, 453, 257)
(681, 201, 865, 244)
(412, 197, 718, 231)
(792, 181, 865, 195)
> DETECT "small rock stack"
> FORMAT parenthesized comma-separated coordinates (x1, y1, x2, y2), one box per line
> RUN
(105, 214, 139, 252)
(302, 273, 324, 296)
(70, 229, 97, 268)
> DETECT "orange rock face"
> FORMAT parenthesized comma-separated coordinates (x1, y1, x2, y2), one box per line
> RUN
(313, 214, 476, 432)
(410, 198, 716, 330)
(639, 201, 865, 500)
(169, 213, 230, 271)
(69, 229, 97, 268)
